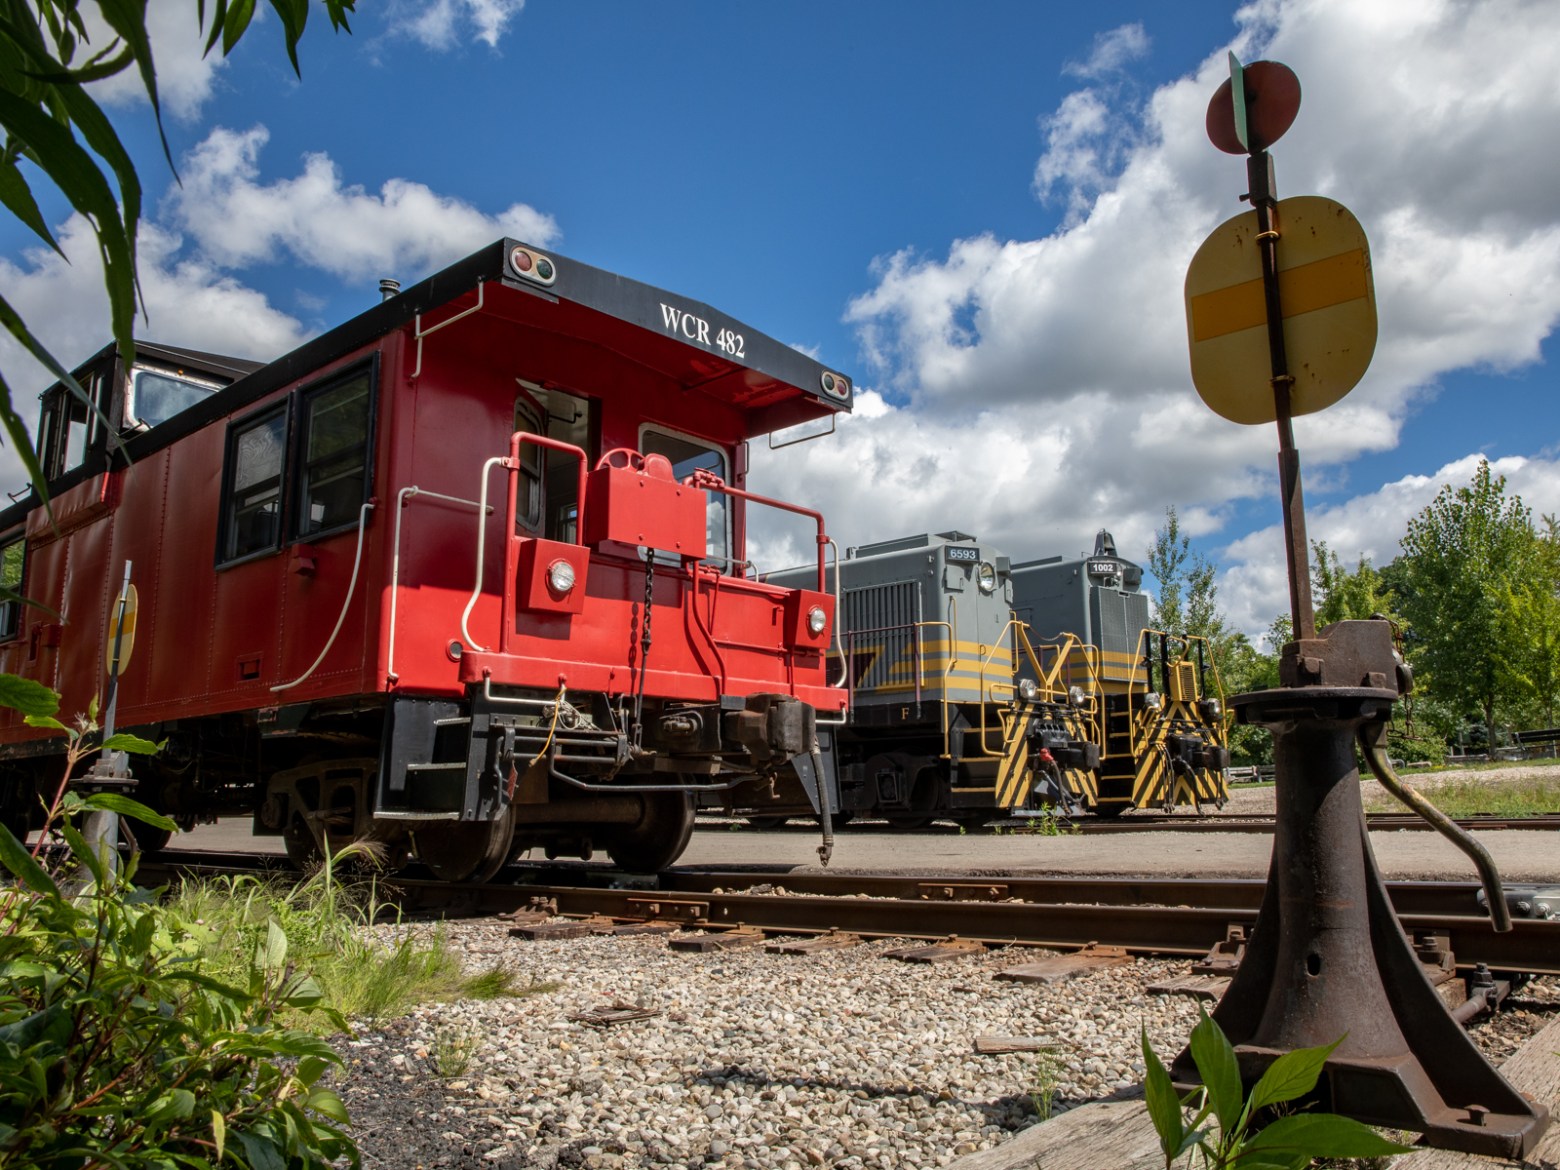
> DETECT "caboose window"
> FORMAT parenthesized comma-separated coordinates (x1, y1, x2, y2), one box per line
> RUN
(220, 407, 288, 563)
(641, 428, 729, 569)
(129, 366, 221, 430)
(294, 370, 372, 538)
(0, 534, 24, 641)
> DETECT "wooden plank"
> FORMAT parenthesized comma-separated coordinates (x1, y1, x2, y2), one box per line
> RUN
(668, 928, 767, 953)
(1394, 1014, 1560, 1169)
(996, 945, 1132, 985)
(884, 936, 987, 964)
(1145, 974, 1231, 1000)
(943, 1093, 1164, 1170)
(766, 930, 863, 955)
(974, 1035, 1054, 1055)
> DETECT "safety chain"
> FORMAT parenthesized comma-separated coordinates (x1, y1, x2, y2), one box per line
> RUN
(632, 549, 656, 752)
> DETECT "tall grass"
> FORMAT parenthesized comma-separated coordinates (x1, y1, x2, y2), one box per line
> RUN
(164, 850, 554, 1028)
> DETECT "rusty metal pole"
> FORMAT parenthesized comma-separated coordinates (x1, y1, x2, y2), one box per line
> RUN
(1247, 151, 1315, 641)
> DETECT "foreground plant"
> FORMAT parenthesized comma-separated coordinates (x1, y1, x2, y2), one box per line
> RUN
(1143, 1012, 1412, 1169)
(0, 673, 358, 1168)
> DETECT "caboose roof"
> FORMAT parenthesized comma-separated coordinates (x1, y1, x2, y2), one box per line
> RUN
(5, 240, 854, 523)
(128, 238, 851, 456)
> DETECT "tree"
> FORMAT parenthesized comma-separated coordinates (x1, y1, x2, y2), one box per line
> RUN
(1506, 514, 1560, 729)
(1392, 461, 1537, 751)
(1312, 541, 1391, 627)
(0, 0, 354, 497)
(1147, 506, 1225, 642)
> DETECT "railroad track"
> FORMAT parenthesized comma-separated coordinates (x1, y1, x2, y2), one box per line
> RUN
(135, 852, 1560, 976)
(706, 812, 1560, 834)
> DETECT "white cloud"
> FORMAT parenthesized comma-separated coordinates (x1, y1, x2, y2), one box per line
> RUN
(1064, 23, 1151, 79)
(0, 124, 560, 496)
(387, 0, 526, 50)
(85, 3, 231, 121)
(165, 125, 559, 280)
(802, 0, 1560, 636)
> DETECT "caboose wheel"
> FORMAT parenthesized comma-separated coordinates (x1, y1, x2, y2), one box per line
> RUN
(605, 791, 695, 872)
(744, 815, 789, 830)
(414, 803, 517, 883)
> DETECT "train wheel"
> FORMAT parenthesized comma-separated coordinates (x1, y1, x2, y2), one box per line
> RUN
(606, 791, 695, 872)
(886, 816, 933, 831)
(744, 815, 789, 830)
(127, 822, 174, 854)
(414, 804, 517, 883)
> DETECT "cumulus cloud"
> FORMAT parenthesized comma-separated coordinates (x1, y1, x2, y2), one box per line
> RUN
(760, 0, 1560, 634)
(387, 0, 526, 50)
(164, 126, 558, 281)
(0, 124, 559, 495)
(84, 3, 231, 121)
(1064, 23, 1151, 79)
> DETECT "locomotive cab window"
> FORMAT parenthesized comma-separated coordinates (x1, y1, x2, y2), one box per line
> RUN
(0, 534, 24, 641)
(220, 406, 289, 563)
(641, 428, 729, 570)
(294, 369, 373, 539)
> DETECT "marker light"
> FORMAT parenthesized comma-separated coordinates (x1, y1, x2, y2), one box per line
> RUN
(1143, 691, 1165, 713)
(821, 371, 850, 399)
(807, 606, 828, 635)
(547, 559, 577, 595)
(509, 245, 558, 286)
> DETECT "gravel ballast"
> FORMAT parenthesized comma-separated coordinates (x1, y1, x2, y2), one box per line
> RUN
(337, 918, 1557, 1170)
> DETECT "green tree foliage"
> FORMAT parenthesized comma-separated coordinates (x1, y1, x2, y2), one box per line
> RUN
(0, 0, 353, 496)
(1312, 541, 1391, 627)
(1506, 514, 1560, 729)
(1392, 460, 1538, 750)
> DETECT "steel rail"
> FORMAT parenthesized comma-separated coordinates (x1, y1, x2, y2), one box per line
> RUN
(131, 854, 1559, 973)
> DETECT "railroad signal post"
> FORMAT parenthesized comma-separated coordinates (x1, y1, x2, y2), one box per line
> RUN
(1175, 57, 1549, 1157)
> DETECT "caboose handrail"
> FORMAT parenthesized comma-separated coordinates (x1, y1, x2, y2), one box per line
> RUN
(685, 468, 830, 592)
(460, 433, 589, 655)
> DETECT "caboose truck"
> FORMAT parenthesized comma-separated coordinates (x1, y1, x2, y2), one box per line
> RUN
(0, 239, 851, 879)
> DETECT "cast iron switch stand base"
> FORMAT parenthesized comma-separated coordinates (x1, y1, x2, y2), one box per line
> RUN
(1171, 620, 1548, 1158)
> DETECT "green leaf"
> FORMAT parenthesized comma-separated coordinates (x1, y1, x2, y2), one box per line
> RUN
(267, 0, 309, 74)
(1248, 1037, 1342, 1113)
(23, 713, 70, 733)
(303, 1087, 349, 1124)
(221, 0, 257, 56)
(258, 918, 288, 970)
(236, 1130, 286, 1170)
(1188, 1009, 1244, 1137)
(211, 1108, 227, 1161)
(1238, 1113, 1414, 1164)
(101, 732, 164, 755)
(0, 673, 60, 717)
(0, 158, 60, 253)
(1141, 1025, 1188, 1163)
(81, 793, 176, 829)
(0, 819, 59, 896)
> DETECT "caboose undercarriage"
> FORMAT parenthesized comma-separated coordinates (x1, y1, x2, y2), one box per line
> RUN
(0, 685, 825, 880)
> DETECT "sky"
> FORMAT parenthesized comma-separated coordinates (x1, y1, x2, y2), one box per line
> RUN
(2, 0, 1558, 641)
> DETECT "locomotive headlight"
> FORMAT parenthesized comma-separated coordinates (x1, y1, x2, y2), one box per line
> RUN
(547, 559, 577, 595)
(1143, 691, 1164, 713)
(1068, 685, 1090, 708)
(1199, 697, 1223, 721)
(807, 605, 828, 635)
(977, 562, 997, 594)
(1018, 677, 1040, 702)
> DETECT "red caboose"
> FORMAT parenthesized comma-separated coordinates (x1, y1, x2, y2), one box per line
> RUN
(0, 240, 850, 878)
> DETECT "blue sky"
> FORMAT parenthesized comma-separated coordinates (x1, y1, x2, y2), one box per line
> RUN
(3, 0, 1557, 637)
